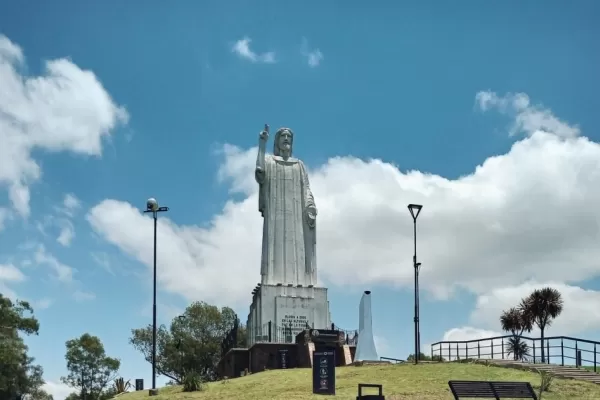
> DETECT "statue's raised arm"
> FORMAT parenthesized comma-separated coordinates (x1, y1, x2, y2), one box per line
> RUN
(255, 124, 269, 184)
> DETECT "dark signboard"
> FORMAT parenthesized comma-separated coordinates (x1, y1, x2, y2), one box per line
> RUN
(279, 349, 289, 369)
(135, 379, 144, 391)
(312, 349, 336, 395)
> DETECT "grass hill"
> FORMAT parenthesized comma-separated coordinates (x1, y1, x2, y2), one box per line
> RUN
(116, 363, 600, 399)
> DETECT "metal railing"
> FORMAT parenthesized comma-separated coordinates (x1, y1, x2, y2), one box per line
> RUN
(249, 321, 358, 346)
(430, 334, 599, 372)
(380, 356, 405, 364)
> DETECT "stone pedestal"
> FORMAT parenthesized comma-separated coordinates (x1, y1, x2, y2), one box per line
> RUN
(247, 283, 331, 346)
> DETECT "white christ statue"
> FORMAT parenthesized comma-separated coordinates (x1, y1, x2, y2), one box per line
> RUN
(255, 125, 317, 286)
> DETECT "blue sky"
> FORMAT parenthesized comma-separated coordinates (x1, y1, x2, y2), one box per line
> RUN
(1, 1, 600, 398)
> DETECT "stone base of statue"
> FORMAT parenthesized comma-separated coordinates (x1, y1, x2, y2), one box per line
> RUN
(246, 283, 331, 346)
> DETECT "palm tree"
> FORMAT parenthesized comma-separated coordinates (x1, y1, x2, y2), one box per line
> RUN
(520, 287, 564, 363)
(500, 307, 532, 360)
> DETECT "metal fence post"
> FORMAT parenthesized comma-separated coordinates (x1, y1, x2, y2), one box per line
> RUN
(456, 343, 459, 360)
(466, 343, 468, 359)
(546, 340, 550, 364)
(491, 339, 494, 359)
(478, 341, 480, 359)
(533, 341, 536, 364)
(575, 341, 579, 367)
(501, 338, 504, 360)
(594, 344, 597, 373)
(561, 338, 564, 366)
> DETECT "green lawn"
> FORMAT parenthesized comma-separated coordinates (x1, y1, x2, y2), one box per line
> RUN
(115, 363, 600, 400)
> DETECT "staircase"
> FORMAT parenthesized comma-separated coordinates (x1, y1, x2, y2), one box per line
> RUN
(478, 359, 600, 385)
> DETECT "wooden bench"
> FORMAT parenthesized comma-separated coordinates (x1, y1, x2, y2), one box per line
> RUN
(448, 380, 538, 399)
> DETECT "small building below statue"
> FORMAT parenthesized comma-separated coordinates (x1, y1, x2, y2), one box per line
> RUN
(217, 329, 357, 378)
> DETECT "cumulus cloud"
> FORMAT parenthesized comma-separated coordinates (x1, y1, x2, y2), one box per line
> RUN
(56, 219, 75, 246)
(0, 35, 127, 217)
(301, 38, 323, 68)
(43, 380, 73, 400)
(469, 282, 600, 336)
(0, 263, 25, 300)
(231, 37, 276, 64)
(476, 91, 579, 138)
(87, 92, 600, 317)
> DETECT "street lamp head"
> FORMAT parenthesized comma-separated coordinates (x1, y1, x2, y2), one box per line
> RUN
(408, 204, 423, 221)
(146, 198, 159, 212)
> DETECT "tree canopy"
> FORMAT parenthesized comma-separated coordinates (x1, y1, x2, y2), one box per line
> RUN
(499, 287, 564, 362)
(61, 333, 120, 400)
(0, 294, 53, 399)
(130, 301, 245, 383)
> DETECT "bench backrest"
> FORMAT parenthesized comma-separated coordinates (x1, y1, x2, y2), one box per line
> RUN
(448, 380, 538, 399)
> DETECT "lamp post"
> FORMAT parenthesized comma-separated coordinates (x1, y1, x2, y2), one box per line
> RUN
(408, 204, 423, 365)
(144, 198, 169, 396)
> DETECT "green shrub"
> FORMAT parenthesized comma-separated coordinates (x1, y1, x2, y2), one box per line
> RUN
(182, 370, 205, 392)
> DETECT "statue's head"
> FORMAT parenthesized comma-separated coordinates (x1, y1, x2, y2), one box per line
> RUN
(273, 127, 293, 157)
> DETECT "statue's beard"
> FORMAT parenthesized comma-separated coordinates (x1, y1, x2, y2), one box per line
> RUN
(279, 144, 291, 155)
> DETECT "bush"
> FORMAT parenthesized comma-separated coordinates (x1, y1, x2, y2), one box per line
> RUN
(537, 370, 554, 399)
(182, 370, 205, 392)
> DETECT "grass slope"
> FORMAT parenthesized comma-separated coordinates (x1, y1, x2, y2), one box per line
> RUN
(117, 363, 600, 400)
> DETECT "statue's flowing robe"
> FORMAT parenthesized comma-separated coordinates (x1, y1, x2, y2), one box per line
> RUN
(257, 154, 316, 286)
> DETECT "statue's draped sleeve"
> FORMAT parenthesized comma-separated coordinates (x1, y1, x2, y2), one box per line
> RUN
(299, 161, 316, 212)
(256, 156, 269, 217)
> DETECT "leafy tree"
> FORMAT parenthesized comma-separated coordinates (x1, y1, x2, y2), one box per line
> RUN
(130, 301, 243, 383)
(520, 287, 564, 363)
(61, 333, 120, 400)
(500, 307, 533, 360)
(0, 294, 49, 399)
(25, 390, 54, 400)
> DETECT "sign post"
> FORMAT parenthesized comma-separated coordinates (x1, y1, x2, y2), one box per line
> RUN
(312, 350, 336, 395)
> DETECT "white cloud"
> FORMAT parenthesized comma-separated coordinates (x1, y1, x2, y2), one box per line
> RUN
(0, 35, 127, 217)
(301, 38, 323, 67)
(43, 380, 73, 400)
(56, 219, 75, 246)
(476, 91, 579, 138)
(0, 263, 25, 300)
(87, 91, 600, 314)
(59, 193, 81, 217)
(34, 245, 75, 283)
(231, 37, 276, 64)
(73, 289, 96, 302)
(469, 282, 600, 336)
(0, 263, 26, 282)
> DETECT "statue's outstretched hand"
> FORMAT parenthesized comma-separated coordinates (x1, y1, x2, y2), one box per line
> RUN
(259, 124, 269, 142)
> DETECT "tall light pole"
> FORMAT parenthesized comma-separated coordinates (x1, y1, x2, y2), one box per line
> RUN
(144, 198, 169, 396)
(408, 204, 422, 364)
